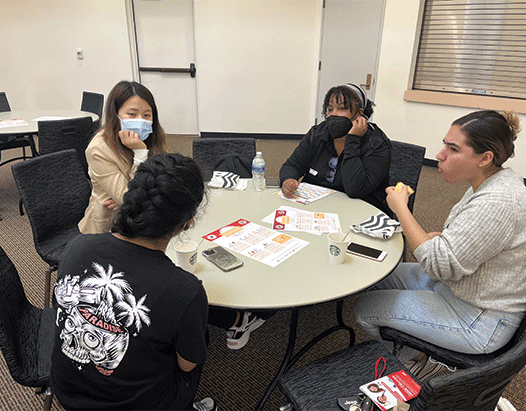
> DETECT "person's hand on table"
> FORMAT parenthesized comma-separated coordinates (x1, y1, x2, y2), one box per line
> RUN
(103, 198, 120, 211)
(282, 178, 299, 198)
(118, 129, 147, 150)
(349, 116, 368, 137)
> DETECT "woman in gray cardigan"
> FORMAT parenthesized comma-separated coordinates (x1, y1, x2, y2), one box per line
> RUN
(354, 110, 526, 377)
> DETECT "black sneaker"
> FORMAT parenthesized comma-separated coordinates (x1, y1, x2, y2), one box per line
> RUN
(193, 397, 218, 411)
(226, 311, 265, 350)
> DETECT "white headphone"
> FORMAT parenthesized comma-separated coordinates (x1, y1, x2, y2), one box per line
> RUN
(345, 83, 368, 110)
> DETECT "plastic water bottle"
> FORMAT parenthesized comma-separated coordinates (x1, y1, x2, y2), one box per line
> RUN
(252, 151, 265, 191)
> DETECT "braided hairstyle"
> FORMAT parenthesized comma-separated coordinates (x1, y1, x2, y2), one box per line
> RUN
(112, 153, 206, 238)
(321, 85, 375, 119)
(452, 110, 520, 167)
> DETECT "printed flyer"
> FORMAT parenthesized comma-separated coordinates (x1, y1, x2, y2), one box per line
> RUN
(359, 370, 421, 411)
(203, 219, 309, 267)
(0, 119, 28, 128)
(262, 206, 341, 235)
(274, 182, 335, 205)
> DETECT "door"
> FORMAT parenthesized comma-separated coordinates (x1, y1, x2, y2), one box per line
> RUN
(316, 0, 386, 123)
(132, 0, 198, 135)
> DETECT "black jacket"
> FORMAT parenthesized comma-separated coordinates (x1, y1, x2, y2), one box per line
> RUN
(279, 120, 391, 215)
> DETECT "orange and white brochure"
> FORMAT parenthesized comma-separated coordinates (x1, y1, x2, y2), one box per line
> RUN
(263, 207, 341, 235)
(274, 182, 335, 205)
(203, 219, 309, 267)
(0, 119, 28, 128)
(360, 370, 421, 411)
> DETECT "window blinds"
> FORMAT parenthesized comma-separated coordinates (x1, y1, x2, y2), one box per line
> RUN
(412, 0, 526, 100)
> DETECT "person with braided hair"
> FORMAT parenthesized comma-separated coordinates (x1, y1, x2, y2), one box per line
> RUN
(279, 83, 391, 215)
(354, 110, 526, 379)
(51, 153, 217, 410)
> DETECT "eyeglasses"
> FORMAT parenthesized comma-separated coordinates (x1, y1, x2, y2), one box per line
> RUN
(326, 156, 338, 183)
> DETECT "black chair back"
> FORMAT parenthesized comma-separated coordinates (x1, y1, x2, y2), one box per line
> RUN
(0, 92, 36, 168)
(0, 246, 53, 388)
(81, 91, 104, 134)
(0, 92, 11, 112)
(37, 116, 93, 174)
(193, 137, 256, 180)
(11, 149, 91, 266)
(389, 140, 426, 213)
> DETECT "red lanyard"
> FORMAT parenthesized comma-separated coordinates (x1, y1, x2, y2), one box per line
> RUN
(375, 357, 386, 379)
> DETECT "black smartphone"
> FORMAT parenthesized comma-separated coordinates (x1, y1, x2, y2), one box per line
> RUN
(202, 246, 244, 272)
(346, 242, 387, 262)
(265, 177, 280, 188)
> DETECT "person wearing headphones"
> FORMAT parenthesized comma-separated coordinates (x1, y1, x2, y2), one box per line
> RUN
(279, 83, 391, 214)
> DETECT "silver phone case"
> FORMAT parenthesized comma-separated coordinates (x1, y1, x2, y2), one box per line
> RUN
(202, 246, 244, 272)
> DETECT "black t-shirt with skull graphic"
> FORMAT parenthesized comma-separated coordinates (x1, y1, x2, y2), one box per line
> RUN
(50, 233, 208, 410)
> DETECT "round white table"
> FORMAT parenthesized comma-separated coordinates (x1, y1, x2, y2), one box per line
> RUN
(166, 181, 403, 409)
(166, 182, 403, 310)
(0, 109, 99, 137)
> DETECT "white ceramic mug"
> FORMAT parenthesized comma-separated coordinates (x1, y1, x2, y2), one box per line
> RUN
(327, 232, 350, 264)
(174, 240, 199, 273)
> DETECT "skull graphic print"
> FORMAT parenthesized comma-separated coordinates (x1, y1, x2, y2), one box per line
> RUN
(55, 263, 151, 376)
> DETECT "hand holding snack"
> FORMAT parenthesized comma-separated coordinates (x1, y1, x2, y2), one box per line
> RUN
(386, 182, 414, 214)
(395, 182, 414, 196)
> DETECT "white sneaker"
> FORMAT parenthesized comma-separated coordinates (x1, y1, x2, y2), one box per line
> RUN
(226, 311, 265, 350)
(416, 356, 456, 381)
(193, 397, 218, 411)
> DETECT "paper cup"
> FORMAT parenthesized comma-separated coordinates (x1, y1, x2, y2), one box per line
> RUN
(174, 240, 199, 273)
(327, 232, 350, 265)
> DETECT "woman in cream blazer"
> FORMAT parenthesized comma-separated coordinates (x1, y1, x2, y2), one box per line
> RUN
(79, 80, 168, 234)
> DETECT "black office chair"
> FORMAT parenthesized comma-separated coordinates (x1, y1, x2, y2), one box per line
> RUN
(389, 140, 426, 214)
(278, 338, 526, 411)
(11, 149, 91, 308)
(0, 246, 54, 411)
(0, 92, 37, 168)
(80, 91, 104, 136)
(193, 137, 256, 180)
(37, 116, 94, 175)
(380, 311, 526, 370)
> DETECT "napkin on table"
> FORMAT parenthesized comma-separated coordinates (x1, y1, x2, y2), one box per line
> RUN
(208, 171, 240, 189)
(351, 212, 401, 239)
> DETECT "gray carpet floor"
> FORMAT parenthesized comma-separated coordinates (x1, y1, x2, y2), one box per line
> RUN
(0, 150, 524, 410)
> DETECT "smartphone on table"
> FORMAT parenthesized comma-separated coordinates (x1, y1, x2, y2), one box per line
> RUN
(265, 177, 280, 188)
(346, 242, 387, 262)
(202, 246, 244, 272)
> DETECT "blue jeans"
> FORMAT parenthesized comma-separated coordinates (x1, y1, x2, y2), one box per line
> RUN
(354, 263, 524, 354)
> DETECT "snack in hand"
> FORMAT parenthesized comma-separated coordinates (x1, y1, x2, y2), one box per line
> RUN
(395, 182, 415, 196)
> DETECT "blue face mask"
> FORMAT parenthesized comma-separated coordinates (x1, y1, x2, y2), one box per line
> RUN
(119, 118, 153, 141)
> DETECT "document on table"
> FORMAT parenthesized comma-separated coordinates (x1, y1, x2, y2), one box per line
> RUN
(274, 182, 335, 205)
(31, 116, 72, 121)
(203, 218, 309, 267)
(0, 119, 28, 128)
(262, 206, 341, 235)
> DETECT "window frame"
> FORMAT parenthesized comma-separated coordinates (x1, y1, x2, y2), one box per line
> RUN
(405, 0, 526, 114)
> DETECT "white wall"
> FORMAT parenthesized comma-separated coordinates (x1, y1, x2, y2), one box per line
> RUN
(374, 0, 526, 176)
(193, 0, 322, 134)
(0, 0, 133, 111)
(2, 0, 525, 176)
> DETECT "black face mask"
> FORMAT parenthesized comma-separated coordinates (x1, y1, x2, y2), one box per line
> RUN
(326, 115, 352, 139)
